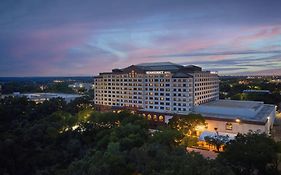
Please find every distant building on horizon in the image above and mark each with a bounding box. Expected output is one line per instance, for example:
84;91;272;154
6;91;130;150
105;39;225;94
2;92;83;103
68;82;94;92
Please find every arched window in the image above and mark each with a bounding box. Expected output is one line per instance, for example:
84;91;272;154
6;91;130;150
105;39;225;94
225;123;233;130
142;113;146;118
159;115;164;122
147;114;152;120
153;115;158;121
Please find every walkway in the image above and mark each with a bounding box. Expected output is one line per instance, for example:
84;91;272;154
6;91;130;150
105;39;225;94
186;147;218;159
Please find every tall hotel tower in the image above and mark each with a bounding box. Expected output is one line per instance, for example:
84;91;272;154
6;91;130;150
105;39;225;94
94;62;219;115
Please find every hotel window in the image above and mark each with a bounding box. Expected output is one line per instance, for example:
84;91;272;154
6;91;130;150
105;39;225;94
225;123;233;130
153;115;158;121
159;115;164;122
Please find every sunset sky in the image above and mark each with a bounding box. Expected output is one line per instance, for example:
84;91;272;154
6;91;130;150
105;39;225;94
1;0;281;76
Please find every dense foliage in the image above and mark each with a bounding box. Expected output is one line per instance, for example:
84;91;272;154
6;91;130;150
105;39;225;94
0;97;233;175
218;132;279;175
0;97;280;175
1;81;78;94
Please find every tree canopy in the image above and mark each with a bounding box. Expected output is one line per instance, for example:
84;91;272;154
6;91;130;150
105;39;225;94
169;113;205;136
217;132;279;175
1;97;280;175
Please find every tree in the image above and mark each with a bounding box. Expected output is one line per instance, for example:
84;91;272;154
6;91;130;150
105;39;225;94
168;114;205;136
45;82;75;93
180;135;198;147
150;128;183;148
48;111;77;132
66;96;93;115
38;98;67;115
204;135;229;151
217;132;279;175
0;97;237;175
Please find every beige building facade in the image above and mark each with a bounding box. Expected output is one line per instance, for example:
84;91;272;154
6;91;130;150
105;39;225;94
94;62;275;136
94;62;219;114
195;100;276;136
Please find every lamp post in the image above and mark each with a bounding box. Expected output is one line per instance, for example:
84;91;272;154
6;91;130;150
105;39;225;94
267;116;270;135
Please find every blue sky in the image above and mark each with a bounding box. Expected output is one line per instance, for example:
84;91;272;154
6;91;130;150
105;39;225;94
0;0;281;76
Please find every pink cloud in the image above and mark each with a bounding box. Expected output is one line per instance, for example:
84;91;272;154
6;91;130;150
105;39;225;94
11;23;92;60
7;23;97;75
232;25;281;47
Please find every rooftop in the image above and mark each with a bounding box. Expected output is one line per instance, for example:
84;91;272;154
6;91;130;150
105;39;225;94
195;100;276;123
202;100;263;110
98;62;204;77
22;93;82;98
135;62;183;71
136;62;181;67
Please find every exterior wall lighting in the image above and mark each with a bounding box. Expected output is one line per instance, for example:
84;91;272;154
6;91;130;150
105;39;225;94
195;125;206;131
235;118;240;123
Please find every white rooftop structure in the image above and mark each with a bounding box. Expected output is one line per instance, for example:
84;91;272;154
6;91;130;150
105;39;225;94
14;93;83;103
195;100;275;124
194;100;276;135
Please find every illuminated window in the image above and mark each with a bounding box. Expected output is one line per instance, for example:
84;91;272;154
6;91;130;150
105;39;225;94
225;123;233;130
147;114;152;120
153;115;158;121
159;115;164;122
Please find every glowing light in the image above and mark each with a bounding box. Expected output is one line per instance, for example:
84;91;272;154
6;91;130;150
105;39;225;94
147;114;152;120
72;125;79;130
195;125;206;131
159;115;164;121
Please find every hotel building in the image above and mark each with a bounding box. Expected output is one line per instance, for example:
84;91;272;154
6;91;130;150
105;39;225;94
94;62;219;114
94;62;276;136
